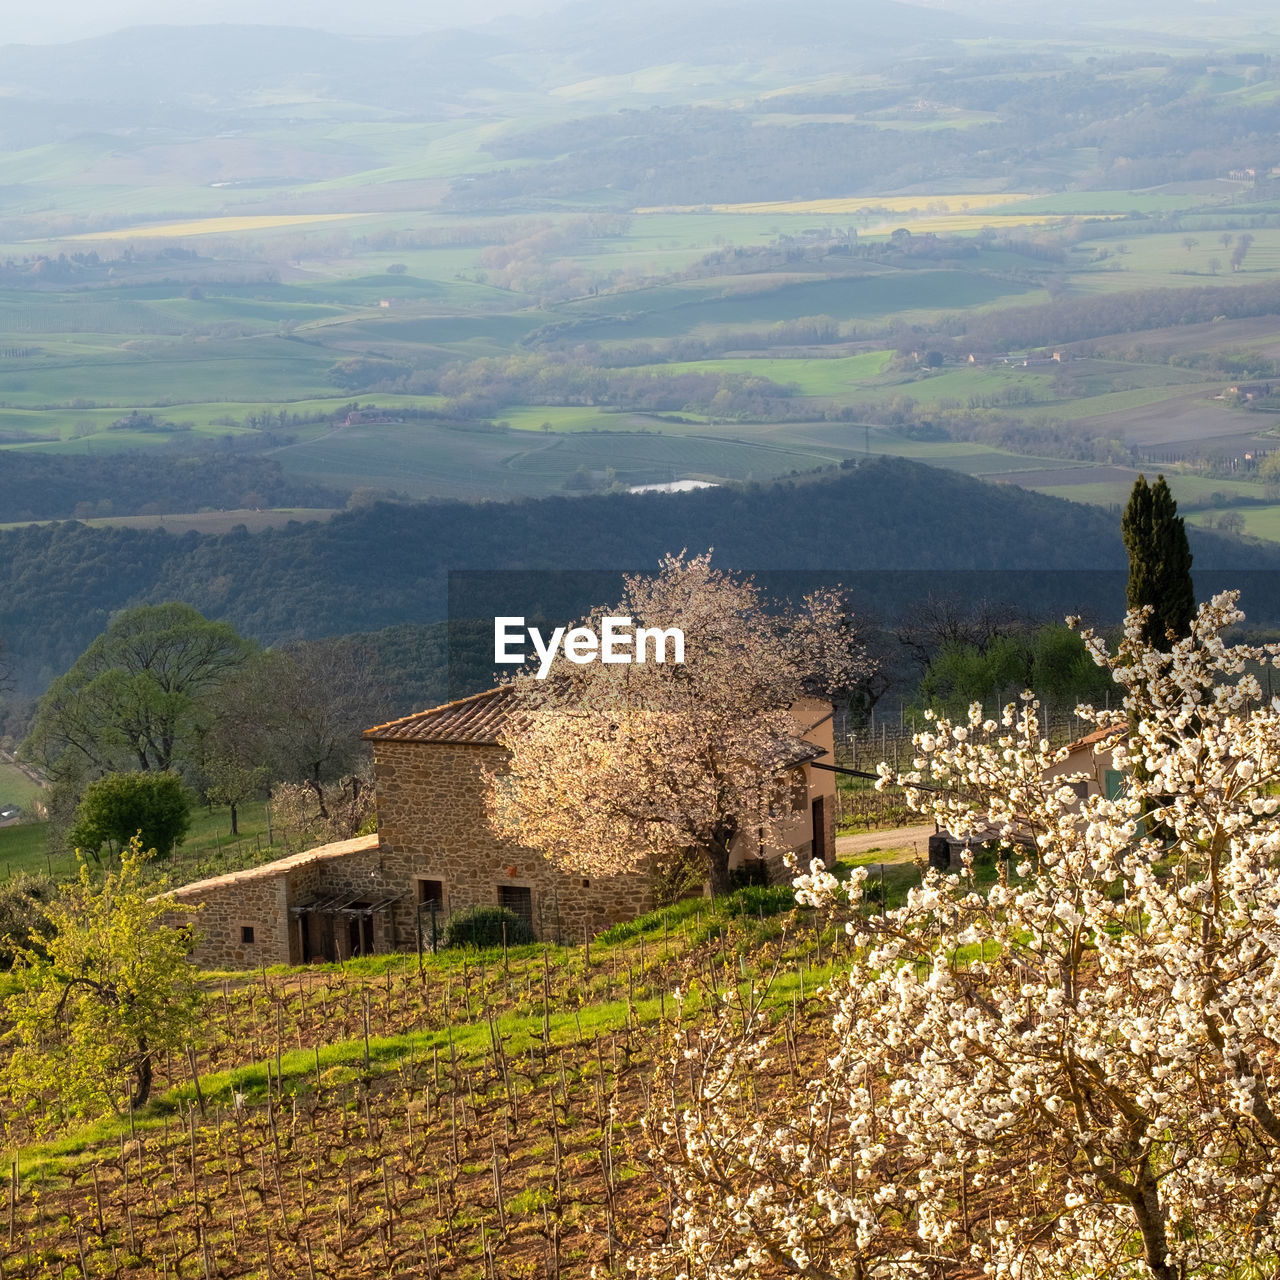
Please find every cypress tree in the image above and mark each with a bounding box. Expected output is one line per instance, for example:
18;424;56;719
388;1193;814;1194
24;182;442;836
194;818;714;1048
1121;473;1194;649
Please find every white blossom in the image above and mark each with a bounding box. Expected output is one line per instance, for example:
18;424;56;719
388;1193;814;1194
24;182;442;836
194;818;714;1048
632;592;1280;1280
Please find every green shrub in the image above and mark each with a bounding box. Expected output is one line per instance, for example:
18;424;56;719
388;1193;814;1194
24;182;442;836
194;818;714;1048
68;771;190;861
728;859;770;891
0;873;56;968
723;884;797;919
443;905;536;950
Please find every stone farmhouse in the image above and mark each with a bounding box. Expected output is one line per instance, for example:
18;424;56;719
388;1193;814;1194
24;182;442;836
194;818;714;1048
1041;724;1126;802
166;688;838;970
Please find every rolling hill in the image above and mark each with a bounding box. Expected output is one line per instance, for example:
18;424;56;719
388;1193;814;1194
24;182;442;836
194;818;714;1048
3;457;1277;694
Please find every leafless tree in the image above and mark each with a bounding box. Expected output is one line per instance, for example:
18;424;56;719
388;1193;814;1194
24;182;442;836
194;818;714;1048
895;592;1026;675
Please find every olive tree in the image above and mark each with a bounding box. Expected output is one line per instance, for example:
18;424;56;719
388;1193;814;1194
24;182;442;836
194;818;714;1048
211;638;387;821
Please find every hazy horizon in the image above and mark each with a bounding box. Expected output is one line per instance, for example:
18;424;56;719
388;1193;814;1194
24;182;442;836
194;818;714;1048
1;0;566;45
8;0;1275;47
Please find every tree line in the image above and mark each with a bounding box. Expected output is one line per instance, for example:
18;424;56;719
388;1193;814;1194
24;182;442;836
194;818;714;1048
21;602;394;857
933;277;1280;354
6;457;1280;701
0;451;345;523
330;348;805;420
0;459;1170;696
447;56;1280;209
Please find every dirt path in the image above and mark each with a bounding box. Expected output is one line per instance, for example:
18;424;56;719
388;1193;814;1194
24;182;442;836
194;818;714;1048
0;747;46;790
835;822;935;864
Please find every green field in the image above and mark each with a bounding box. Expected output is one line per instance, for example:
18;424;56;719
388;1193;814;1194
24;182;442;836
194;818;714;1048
0;394;451;451
1039;382;1220;421
1031;472;1264;509
642;350;894;396
0;799;278;884
992;190;1237;215
0;342;336;408
862;437;1090;476
1067;227;1280;294
0;760;42;815
496;406;665;432
1;47;1279;520
559;271;1047;340
889;365;1057;405
1187;503;1280;541
272;420;864;499
0;821;48;879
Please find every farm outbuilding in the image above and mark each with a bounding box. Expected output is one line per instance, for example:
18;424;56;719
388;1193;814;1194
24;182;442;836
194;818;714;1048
165;688;838;969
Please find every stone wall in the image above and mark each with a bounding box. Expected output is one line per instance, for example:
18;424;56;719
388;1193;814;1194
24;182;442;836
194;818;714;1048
373;740;656;949
162;835;382;969
166;698;837;970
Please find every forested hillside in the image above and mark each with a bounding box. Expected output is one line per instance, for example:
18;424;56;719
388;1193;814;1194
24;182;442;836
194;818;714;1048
4;458;1276;693
0;452;343;522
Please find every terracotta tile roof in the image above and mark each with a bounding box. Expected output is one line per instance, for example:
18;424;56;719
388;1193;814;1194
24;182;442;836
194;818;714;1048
1064;724;1125;753
365;689;830;763
768;737;828;770
364;687;514;745
163;834;380;900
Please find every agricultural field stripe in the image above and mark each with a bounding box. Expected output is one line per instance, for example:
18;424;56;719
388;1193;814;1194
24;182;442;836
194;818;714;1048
634;192;1034;215
54;213;371;242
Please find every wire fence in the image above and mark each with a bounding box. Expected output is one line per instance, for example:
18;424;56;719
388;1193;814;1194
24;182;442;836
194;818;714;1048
146;828;285;885
8;825;289;887
835;704;1107;775
832;705;1106;833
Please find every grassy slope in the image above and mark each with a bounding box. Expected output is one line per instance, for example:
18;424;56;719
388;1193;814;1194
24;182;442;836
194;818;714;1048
0;800;279;883
0;759;41;812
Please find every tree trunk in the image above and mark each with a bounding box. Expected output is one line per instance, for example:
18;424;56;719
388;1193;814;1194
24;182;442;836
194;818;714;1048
1134;1172;1176;1280
229;802;239;836
131;1044;153;1110
309;771;329;819
707;843;732;899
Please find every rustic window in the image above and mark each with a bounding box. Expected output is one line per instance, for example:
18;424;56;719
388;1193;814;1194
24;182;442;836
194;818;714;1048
240;925;255;945
498;884;533;929
417;878;444;907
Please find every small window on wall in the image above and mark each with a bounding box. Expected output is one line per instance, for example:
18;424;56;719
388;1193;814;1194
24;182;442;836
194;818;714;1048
240;925;255;945
418;878;444;907
498;884;533;930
